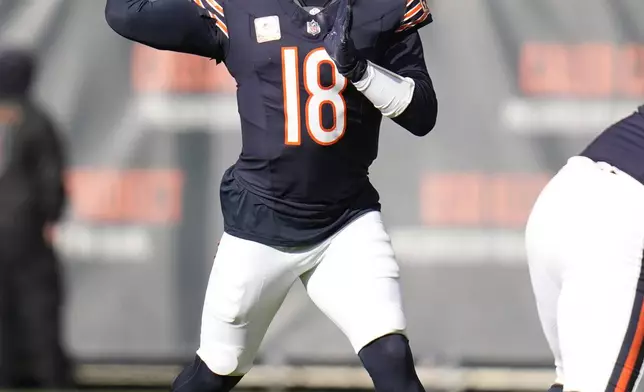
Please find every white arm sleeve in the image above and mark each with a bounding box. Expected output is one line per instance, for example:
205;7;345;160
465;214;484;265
352;60;415;118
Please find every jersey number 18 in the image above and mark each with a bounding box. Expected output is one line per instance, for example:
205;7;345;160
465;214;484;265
281;47;348;146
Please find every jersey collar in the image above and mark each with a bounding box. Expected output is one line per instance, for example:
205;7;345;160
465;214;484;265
277;0;339;32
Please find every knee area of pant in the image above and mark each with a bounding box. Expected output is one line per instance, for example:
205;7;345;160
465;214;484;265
196;345;242;376
171;355;241;392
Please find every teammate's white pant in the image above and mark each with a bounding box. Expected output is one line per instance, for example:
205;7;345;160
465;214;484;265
196;211;406;376
526;156;644;392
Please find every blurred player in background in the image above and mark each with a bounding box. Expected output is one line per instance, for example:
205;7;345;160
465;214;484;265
0;47;72;389
106;0;437;390
526;105;644;392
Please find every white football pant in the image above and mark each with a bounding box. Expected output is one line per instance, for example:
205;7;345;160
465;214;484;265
526;156;644;392
196;211;407;375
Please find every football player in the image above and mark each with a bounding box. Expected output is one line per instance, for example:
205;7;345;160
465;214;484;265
105;0;438;391
526;106;644;392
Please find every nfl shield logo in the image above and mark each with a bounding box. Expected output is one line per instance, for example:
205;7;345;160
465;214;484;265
306;19;321;36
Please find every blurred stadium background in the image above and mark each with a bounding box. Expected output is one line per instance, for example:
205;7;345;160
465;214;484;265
1;0;643;390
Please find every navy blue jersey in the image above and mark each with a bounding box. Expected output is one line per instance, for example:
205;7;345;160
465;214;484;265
106;0;437;246
582;105;644;185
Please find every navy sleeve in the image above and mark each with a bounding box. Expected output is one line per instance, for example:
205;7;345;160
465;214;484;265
381;31;437;136
396;0;433;34
105;0;227;61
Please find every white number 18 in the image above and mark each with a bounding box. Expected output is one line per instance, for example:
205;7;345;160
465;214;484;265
281;47;348;146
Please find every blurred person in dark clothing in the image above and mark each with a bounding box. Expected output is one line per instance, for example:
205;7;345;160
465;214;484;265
0;47;73;389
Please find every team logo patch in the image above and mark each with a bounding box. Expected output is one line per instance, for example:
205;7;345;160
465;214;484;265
254;16;281;43
306;19;321;36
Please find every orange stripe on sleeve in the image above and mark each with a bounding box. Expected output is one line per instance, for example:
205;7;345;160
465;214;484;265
403;3;423;22
396;0;432;33
204;0;224;17
191;0;228;37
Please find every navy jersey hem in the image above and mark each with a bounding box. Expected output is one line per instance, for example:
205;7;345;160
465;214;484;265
223;207;380;248
581;108;644;186
220;165;382;247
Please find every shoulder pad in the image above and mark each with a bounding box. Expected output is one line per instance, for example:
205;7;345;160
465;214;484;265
192;0;229;37
395;0;432;33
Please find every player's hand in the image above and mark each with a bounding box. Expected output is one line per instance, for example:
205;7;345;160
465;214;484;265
323;0;367;83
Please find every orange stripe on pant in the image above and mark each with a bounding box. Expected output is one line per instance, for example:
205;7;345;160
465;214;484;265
614;300;644;391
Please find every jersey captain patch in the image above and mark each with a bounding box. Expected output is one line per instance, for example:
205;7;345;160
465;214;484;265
192;0;228;37
396;0;432;33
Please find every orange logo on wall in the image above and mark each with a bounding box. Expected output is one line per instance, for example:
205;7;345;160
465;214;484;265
66;169;184;224
519;43;644;97
131;44;236;93
0;105;22;124
420;172;549;228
